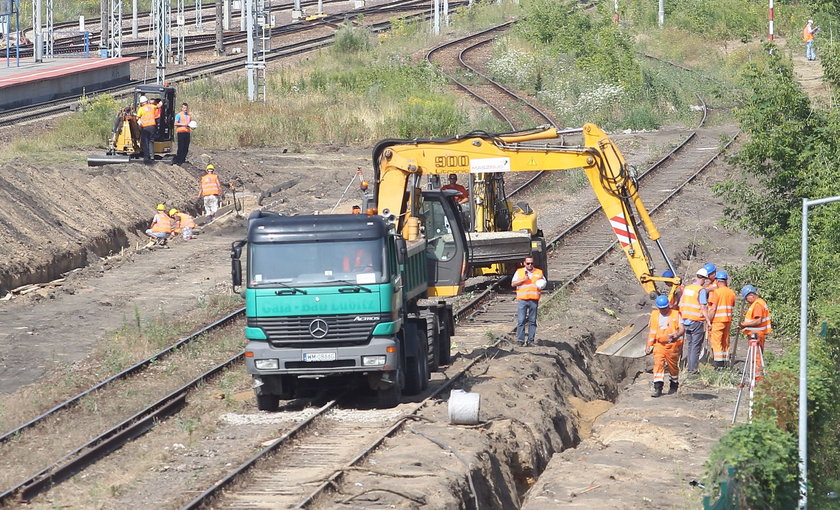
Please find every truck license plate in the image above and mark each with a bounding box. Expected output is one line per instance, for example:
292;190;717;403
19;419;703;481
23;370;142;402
303;352;336;362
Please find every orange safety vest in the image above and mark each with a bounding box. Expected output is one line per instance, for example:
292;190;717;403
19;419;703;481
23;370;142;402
138;104;157;128
647;308;683;345
513;267;544;301
679;283;706;322
200;173;221;196
668;284;684;309
709;286;736;323
744;297;772;336
175;212;196;229
151;213;172;233
175;113;191;133
803;25;814;42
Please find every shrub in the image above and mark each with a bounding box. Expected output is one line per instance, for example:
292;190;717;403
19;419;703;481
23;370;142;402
704;419;799;509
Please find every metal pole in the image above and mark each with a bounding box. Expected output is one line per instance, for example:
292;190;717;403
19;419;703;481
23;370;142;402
657;0;664;27
768;0;774;41
799;198;809;510
132;0;137;37
246;0;255;100
798;195;840;510
33;0;41;61
432;0;439;35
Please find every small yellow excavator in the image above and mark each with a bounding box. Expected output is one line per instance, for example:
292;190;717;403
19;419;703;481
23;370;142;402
87;84;176;166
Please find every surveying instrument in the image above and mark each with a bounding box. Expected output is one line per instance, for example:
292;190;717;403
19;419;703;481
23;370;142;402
731;333;764;424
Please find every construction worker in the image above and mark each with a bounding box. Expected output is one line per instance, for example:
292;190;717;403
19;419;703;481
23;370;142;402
169;208;196;240
172;103;192;165
804;19;820;61
137;96;158;164
706;270;736;369
441;174;469;205
704;262;718;291
646;295;685;397
678;267;709;374
739;285;772;381
351;205;362;214
199;164;223;218
511;255;547;346
145;204;173;246
662;269;683;309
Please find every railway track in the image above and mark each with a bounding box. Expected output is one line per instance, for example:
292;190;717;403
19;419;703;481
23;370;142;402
0;0;446;125
0;25;738;510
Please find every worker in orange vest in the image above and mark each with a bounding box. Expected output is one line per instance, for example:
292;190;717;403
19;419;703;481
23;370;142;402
172;103;193;165
706;270;736;370
738;285;772;381
512;256;547;347
662;269;683;309
678;267;710;374
803;19;819;61
169;208;196;240
137;96;159;164
198;164;223;218
646;295;685;397
145;204;173;246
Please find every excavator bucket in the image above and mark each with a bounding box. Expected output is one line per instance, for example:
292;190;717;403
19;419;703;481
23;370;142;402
596;315;650;358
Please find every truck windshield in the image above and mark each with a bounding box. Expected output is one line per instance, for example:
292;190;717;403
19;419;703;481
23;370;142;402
249;239;385;287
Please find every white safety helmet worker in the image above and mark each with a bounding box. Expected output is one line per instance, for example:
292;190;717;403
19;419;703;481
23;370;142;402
696;267;709;278
139;95;149;104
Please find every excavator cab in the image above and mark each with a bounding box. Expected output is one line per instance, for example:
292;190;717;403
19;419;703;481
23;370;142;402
419;190;468;296
87;84;176;166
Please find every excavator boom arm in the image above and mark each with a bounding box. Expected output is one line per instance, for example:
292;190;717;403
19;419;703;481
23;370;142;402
372;123;679;296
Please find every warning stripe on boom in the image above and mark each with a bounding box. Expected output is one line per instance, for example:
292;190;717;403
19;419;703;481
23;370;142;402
610;214;637;247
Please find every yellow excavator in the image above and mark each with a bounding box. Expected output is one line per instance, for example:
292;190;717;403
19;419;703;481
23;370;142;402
368;123;681;299
87;84;176;166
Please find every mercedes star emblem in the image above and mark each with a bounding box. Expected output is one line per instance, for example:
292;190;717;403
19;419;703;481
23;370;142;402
308;319;329;339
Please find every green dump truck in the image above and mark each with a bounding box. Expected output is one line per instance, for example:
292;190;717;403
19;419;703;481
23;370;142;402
231;191;467;409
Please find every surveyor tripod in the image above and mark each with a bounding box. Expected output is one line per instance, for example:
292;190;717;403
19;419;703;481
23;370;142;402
731;334;764;424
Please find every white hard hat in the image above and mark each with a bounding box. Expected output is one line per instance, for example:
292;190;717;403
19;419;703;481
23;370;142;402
188;120;198;129
696;267;709;278
535;278;547;290
139;95;148;103
808;19;813;24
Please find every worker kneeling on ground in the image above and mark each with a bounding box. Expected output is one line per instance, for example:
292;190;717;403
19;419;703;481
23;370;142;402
646;295;685;398
169;208;196;240
146;204;173;246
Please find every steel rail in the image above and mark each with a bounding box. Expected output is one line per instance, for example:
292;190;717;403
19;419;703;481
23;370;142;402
0;306;244;446
1;4;454;127
0;352;243;505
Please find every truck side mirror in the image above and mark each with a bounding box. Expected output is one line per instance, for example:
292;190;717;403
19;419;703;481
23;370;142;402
231;240;246;288
395;237;407;265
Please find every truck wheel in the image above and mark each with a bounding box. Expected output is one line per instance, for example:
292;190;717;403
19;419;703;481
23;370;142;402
438;313;452;366
404;330;429;395
256;393;279;412
377;378;402;408
428;316;440;372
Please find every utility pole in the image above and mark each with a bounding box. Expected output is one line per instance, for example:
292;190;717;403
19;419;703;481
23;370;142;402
432;0;439;35
176;0;184;64
195;0;202;29
153;0;168;83
215;0;225;54
132;0;137;37
99;0;109;56
33;0;41;61
658;0;664;27
245;0;256;100
44;0;53;58
109;0;122;57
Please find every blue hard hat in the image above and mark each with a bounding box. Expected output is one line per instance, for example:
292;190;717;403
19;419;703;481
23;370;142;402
655;295;670;309
740;284;757;299
704;263;717;276
716;270;729;280
662;269;675;278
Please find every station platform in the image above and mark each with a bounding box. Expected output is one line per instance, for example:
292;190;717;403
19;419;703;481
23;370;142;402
0;57;137;111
